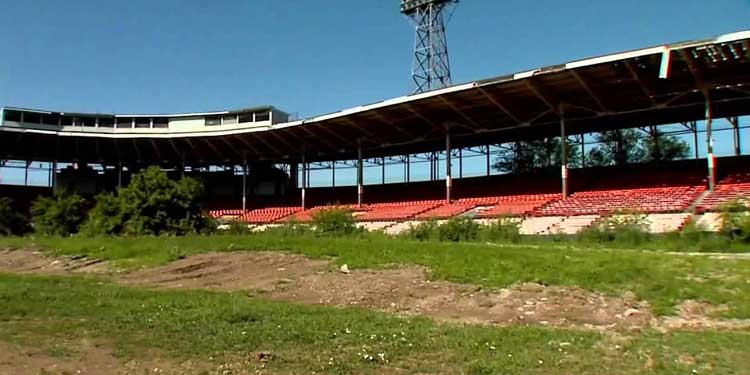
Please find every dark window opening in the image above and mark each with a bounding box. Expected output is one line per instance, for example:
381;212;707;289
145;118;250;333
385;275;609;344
254;111;269;122
98;117;115;128
205;116;221;126
238;112;253;123
24;112;42;124
60;116;74;126
153;117;169;128
3;110;22;122
115;118;132;128
222;115;238;125
42;113;61;126
81;117;96;127
134;118;150;128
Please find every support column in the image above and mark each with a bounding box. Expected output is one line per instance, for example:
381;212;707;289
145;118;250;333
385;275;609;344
117;162;123;188
331;161;336;188
706;99;716;191
242;163;248;213
357;142;363;207
580;135;586;168
406;154;411;184
445;131;452;203
301;155;307;210
731;117;740;156
485;145;490;176
381;157;385;185
560;105;569;198
52;160;58;191
458;148;463;179
24;161;29;186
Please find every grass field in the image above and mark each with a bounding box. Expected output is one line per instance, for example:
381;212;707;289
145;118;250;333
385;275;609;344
1;273;749;374
1;232;750;318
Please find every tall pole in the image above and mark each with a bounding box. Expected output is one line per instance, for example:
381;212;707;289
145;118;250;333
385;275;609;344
445;130;452;203
458;148;463;179
357;142;363;207
731;117;741;156
560;104;569;198
242;163;247;213
301;155;307;210
486;145;490;176
331;160;336;187
406;154;411;184
117;162;123;188
706;98;715;191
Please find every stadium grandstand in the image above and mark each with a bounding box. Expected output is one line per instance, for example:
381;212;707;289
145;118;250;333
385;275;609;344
2;30;750;235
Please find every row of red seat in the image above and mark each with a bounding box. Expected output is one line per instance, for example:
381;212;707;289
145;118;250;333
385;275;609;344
698;169;750;212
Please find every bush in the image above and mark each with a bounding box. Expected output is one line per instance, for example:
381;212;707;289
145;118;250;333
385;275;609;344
83;167;210;236
578;211;650;245
80;193;123;236
437;217;480;242
267;219;311;237
312;207;359;236
31;193;88;236
480;217;521;243
719;200;750;243
403;219;439;241
0;197;29;236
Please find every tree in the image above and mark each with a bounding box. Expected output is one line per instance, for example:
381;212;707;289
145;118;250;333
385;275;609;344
82;166;212;236
0;197;29;236
494;137;580;173
31;193;88;236
643;129;690;162
586;128;689;166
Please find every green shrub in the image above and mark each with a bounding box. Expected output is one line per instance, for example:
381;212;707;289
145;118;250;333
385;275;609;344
480;217;521;243
267;219;311;237
82;167;209;236
31;193;88;236
437;217;480;242
312;207;359;236
403;219;439;241
224;220;252;235
719;200;750;243
80;192;123;236
0;197;29;236
578;211;650;245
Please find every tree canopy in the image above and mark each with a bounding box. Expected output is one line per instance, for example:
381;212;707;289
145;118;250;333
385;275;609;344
494;128;690;172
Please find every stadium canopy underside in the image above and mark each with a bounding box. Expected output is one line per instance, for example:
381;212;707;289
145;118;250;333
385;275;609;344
2;31;750;165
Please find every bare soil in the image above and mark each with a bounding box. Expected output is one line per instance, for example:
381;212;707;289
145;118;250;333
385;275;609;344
0;339;210;375
5;249;749;331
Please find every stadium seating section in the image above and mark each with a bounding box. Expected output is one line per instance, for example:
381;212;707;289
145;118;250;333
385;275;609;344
203;162;750;234
697;168;750;212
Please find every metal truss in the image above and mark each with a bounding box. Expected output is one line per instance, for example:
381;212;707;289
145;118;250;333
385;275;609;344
403;1;457;93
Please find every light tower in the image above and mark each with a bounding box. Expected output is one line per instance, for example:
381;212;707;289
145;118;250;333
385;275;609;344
401;0;459;93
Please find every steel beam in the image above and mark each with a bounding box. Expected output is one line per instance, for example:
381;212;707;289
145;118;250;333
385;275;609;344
445;130;452;203
560;105;569;198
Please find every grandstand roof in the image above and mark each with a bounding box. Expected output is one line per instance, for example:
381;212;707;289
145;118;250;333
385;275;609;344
2;30;750;165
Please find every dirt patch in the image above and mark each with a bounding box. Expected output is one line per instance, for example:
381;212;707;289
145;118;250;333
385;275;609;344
0;339;209;375
657;300;750;330
122;251;330;292
121;251;652;330
0;249;109;275
3;249;750;331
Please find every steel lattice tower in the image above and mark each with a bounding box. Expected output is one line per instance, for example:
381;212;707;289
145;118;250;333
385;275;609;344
401;0;458;93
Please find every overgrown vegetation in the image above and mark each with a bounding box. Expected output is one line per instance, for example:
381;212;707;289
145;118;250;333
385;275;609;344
30;167;212;237
311;207;360;236
3;274;748;374
0;196;28;236
30;192;88;236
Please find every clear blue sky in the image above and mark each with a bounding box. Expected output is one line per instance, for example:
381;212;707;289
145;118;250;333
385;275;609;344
1;0;749;186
